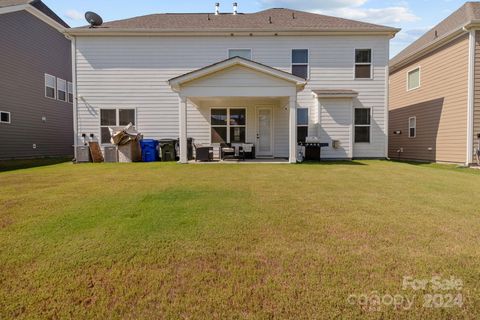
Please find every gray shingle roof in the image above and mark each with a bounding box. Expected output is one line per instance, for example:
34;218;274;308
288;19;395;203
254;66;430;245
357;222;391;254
391;2;480;68
73;8;399;33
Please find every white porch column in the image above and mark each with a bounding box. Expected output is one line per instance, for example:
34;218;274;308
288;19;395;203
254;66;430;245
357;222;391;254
179;96;188;164
289;95;297;163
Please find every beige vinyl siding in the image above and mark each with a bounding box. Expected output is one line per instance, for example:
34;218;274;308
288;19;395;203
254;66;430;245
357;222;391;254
75;35;389;158
473;31;480;156
389;34;469;163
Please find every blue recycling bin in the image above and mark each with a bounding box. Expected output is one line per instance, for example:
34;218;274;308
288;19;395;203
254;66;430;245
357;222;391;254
140;139;159;162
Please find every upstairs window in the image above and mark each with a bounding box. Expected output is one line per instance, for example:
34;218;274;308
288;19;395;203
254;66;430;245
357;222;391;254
355;108;371;143
407;68;420;91
355;49;372;79
57;78;67;102
297;108;308;143
292;49;309;79
409;116;416;138
228;49;252;60
0;111;11;124
45;74;56;99
68;82;73;103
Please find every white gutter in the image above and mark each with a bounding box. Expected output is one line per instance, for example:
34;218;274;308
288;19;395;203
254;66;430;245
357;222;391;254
65;29;400;37
466;28;476;166
385;39;390;160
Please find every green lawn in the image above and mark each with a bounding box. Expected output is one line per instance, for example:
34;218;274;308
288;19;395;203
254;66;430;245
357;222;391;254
1;160;479;319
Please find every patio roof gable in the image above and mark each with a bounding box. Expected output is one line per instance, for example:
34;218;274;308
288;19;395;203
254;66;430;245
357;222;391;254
168;57;307;92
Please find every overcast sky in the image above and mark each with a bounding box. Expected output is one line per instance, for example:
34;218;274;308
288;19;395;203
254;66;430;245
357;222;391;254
45;0;468;58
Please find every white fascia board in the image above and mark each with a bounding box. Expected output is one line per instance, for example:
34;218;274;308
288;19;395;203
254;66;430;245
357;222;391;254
0;4;67;32
169;58;306;92
0;4;28;14
24;6;67;32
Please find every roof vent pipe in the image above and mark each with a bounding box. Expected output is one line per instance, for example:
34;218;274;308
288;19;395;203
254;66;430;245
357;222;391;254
215;3;220;15
233;2;238;15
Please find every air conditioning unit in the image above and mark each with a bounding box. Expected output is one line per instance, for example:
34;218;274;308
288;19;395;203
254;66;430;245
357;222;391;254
76;146;91;163
104;146;118;163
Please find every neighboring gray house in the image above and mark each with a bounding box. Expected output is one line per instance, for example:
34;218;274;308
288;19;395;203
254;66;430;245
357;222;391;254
0;0;72;160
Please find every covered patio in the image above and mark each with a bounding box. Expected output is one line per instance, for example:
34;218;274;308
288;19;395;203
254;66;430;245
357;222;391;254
168;57;307;164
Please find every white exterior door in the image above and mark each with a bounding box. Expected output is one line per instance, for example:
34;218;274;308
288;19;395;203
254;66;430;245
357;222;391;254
256;107;273;157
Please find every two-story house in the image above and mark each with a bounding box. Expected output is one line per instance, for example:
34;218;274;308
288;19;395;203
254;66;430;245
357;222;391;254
389;2;480;165
66;6;399;163
0;0;73;160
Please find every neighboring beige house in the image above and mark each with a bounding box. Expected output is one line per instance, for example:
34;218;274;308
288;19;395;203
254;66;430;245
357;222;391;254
66;6;399;163
389;2;480;165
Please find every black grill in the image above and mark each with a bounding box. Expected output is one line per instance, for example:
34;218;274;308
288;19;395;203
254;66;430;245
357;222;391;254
300;142;328;161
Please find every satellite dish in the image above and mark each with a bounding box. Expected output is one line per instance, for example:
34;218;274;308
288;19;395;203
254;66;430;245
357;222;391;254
85;11;103;28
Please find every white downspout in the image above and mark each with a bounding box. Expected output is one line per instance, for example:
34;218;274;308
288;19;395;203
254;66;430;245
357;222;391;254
70;35;79;161
466;28;475;166
385;38;390;160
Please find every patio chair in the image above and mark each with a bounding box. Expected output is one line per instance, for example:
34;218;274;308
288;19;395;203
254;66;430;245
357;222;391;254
231;143;246;161
220;143;236;160
242;143;255;159
194;144;213;162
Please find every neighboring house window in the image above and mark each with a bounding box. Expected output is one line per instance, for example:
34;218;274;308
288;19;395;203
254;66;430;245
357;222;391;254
355;49;372;79
211;108;246;143
409;116;416;138
297;108;308;143
407;67;420;91
354;108;371;143
45;74;56;99
0;111;11;124
68;82;73;103
100;109;136;144
228;49;252;60
57;78;67;102
292;49;309;79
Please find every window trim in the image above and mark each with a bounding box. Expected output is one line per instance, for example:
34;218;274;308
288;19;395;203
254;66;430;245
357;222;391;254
297;108;309;143
354;48;373;80
210;107;247;144
0;111;11;124
354;107;372;144
408;116;416;138
227;48;253;60
57;78;67;102
45;74;56;100
291;49;310;79
67;81;73;103
99;108;137;145
406;67;421;91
